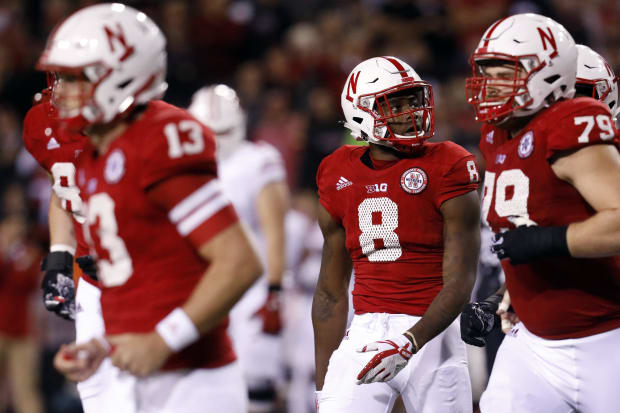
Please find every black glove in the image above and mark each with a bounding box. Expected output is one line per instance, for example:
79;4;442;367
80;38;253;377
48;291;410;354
460;294;502;347
41;251;76;321
76;255;98;281
491;226;569;265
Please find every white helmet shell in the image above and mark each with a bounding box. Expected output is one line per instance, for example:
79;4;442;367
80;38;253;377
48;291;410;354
188;85;246;159
38;3;167;124
341;56;434;150
466;13;577;122
576;44;619;120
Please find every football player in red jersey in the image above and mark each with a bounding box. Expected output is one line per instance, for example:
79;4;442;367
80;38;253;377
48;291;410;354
313;56;481;412
462;13;620;413
37;4;261;412
23;89;110;413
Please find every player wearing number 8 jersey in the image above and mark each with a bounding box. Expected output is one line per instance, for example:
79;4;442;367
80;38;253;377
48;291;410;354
36;3;261;412
464;13;620;413
313;56;481;413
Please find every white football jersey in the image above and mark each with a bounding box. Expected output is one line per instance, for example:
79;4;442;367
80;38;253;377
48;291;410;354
218;141;287;264
220;140;286;330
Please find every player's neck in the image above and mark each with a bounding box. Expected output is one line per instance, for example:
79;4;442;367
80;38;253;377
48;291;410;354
86;121;129;154
368;143;404;161
494;115;535;138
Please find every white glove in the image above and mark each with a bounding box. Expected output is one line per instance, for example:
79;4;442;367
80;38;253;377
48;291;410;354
356;335;414;384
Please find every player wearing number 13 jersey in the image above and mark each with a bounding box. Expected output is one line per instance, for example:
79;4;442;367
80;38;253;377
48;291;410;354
313;56;480;413
37;4;261;412
465;13;620;413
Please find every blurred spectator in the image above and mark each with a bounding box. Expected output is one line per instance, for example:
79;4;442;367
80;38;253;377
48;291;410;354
253;89;307;190
0;213;44;413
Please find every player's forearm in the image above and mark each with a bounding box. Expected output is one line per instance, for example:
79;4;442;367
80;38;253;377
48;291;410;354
312;286;349;390
408;280;472;349
265;234;286;286
257;182;289;286
567;208;620;257
183;238;262;334
49;192;76;251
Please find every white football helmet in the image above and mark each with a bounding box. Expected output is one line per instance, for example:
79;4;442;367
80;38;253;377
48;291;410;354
575;44;619;119
37;3;167;126
341;56;434;151
188;84;246;159
466;13;577;122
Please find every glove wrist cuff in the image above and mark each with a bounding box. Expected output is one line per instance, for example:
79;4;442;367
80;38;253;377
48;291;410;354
484;293;503;306
43;251;74;272
402;331;419;353
156;308;200;352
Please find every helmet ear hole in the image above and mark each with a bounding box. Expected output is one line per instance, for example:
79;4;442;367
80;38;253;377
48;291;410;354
352;117;363;124
544;75;560;84
117;79;132;89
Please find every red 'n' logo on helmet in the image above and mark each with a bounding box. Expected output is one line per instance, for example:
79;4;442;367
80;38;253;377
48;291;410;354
537;27;558;59
104;23;135;62
345;71;361;102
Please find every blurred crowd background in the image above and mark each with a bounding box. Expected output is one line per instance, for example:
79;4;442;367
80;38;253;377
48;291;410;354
0;0;618;412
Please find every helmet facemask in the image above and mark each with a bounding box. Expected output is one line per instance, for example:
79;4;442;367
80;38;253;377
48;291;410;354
358;82;434;149
575;77;617;104
466;55;542;123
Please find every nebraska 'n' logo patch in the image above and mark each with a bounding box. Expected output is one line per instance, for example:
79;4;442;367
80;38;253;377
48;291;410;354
400;167;427;194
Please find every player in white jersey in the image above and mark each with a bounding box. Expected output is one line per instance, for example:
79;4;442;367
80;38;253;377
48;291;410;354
189;84;289;412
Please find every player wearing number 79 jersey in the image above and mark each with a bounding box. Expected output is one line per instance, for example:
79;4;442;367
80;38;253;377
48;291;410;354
313;56;480;413
465;13;620;413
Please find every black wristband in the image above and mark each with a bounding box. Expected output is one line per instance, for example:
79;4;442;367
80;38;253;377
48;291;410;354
483;293;503;306
544;226;570;257
268;284;282;293
42;251;74;272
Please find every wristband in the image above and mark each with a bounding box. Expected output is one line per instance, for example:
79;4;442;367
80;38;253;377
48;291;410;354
484;293;503;306
268;284;282;293
403;331;419;353
50;244;77;256
155;308;200;352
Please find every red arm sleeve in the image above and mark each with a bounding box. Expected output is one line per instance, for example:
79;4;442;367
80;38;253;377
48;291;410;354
546;99;619;160
147;174;238;248
316;153;343;223
436;155;479;208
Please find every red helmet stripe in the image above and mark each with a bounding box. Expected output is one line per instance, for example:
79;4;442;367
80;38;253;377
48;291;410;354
382;57;408;78
482;17;508;48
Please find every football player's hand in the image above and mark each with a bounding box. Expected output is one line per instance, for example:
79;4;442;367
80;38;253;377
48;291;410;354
53;338;109;382
497;290;520;334
76;255;98;281
460;293;502;347
107;332;172;377
356;335;414;384
254;288;283;335
491;226;569;265
41;251;76;320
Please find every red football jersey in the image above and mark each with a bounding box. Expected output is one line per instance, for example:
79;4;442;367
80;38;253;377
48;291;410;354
75;101;237;370
317;143;479;315
479;97;620;339
22;101;92;284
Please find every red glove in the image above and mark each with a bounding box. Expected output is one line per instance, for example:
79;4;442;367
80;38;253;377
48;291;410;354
254;286;283;335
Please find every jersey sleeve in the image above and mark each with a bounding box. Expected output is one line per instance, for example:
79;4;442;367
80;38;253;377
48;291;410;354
147;174;238;248
546;99;619;159
138;115;218;190
436;154;480;208
23;104;54;172
252;142;287;192
316;152;343;223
